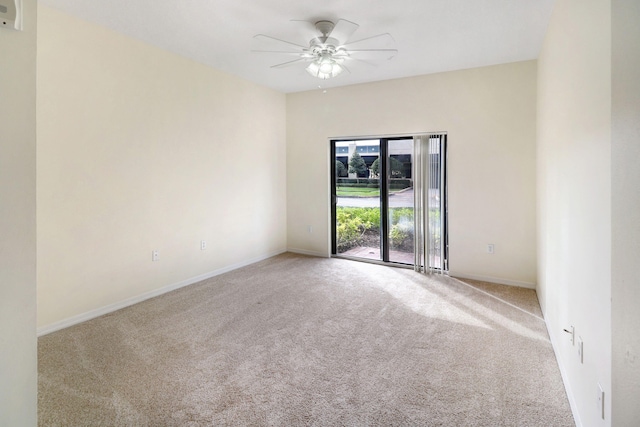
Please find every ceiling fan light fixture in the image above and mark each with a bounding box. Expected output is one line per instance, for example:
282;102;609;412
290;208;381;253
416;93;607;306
254;18;397;81
306;54;344;79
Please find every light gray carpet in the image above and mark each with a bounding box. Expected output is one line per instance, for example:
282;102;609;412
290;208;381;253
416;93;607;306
38;253;574;426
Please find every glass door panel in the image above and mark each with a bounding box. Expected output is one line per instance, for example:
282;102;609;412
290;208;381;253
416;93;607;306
428;136;444;270
334;140;381;260
332;135;447;271
411;134;447;272
387;139;414;264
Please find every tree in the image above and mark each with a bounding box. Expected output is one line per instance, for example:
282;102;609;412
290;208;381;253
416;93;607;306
335;160;347;177
370;156;404;177
348;152;368;177
370;158;380;176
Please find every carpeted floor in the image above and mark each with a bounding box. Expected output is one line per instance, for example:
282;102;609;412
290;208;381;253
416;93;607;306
38;253;574;426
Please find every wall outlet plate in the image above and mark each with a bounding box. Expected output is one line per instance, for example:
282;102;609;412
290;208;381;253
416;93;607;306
597;383;604;419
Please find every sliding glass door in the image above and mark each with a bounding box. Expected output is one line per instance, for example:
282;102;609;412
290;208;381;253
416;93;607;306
331;135;447;271
413;134;448;272
386;138;415;264
333;140;382;260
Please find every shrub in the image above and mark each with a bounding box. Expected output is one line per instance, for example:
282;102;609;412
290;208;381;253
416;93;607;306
389;223;411;248
336;178;379;186
389;179;412;190
389;208;414;249
336;207;381;251
348;152;368;177
370;157;405;178
337;178;358;185
336;214;364;251
336;207;422;252
389;208;414;227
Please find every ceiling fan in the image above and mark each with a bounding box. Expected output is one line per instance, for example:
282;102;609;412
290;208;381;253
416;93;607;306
252;19;398;80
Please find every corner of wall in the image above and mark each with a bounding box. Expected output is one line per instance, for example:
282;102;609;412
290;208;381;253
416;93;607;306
0;0;37;425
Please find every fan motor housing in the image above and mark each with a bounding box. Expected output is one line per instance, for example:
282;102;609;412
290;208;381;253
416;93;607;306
315;20;335;35
310;36;340;50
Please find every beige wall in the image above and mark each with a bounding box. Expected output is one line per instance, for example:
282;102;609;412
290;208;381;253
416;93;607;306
28;3;640;424
0;0;37;425
537;0;612;425
37;6;287;330
612;0;640;424
287;61;537;287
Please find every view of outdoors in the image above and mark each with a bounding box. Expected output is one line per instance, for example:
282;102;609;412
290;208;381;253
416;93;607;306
335;139;415;264
334;136;446;269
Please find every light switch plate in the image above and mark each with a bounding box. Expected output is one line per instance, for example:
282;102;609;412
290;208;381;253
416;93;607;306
0;0;22;31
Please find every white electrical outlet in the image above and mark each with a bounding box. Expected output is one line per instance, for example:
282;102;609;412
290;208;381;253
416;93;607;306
307;225;313;233
597;383;605;419
152;250;159;262
200;240;207;250
577;336;584;363
487;244;495;254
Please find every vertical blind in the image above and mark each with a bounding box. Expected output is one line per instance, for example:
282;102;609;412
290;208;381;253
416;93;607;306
413;133;447;273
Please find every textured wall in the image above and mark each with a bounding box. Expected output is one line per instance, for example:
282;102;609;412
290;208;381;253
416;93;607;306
612;0;640;424
287;61;538;287
37;6;287;329
537;0;612;425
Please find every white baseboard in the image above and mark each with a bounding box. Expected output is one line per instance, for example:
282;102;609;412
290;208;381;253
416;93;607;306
286;247;329;258
450;272;536;289
545;318;582;427
37;249;287;337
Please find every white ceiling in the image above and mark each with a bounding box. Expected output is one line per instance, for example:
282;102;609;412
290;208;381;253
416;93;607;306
39;0;556;93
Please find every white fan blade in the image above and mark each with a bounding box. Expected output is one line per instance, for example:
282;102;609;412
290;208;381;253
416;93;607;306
271;58;310;69
328;19;359;44
253;34;307;52
347;49;398;60
252;50;309;56
342;56;379;67
342;33;396;50
290;19;319;43
340;63;352;75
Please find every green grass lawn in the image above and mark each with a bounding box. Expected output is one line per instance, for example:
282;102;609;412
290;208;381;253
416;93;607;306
337;186;404;197
337;186;380;197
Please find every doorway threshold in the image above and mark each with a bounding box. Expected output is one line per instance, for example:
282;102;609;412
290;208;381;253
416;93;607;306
331;253;414;270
